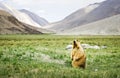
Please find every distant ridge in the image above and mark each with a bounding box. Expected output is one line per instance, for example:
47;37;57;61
20;9;49;26
0;2;53;34
0;10;42;34
0;2;48;27
46;0;120;35
59;14;120;35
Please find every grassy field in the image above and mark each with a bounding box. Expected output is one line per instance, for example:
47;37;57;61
0;35;120;78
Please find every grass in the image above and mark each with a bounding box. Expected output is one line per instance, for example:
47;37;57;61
0;34;120;78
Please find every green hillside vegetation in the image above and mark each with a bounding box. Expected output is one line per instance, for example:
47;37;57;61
0;35;120;78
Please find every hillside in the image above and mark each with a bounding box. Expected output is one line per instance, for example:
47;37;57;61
46;0;120;32
0;10;43;34
20;9;49;26
0;2;41;27
59;14;120;35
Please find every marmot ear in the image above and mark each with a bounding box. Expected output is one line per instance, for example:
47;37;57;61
73;40;76;44
73;40;77;48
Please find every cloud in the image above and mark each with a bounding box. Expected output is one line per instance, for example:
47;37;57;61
38;10;46;13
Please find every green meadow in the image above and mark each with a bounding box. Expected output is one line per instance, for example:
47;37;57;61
0;35;120;78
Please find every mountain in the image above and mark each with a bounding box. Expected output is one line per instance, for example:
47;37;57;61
46;0;120;32
20;9;49;26
0;10;43;34
0;2;41;27
59;14;120;35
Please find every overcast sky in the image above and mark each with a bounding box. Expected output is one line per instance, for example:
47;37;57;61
1;0;106;22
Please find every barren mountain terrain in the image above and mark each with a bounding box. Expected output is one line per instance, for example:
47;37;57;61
46;0;120;35
0;10;52;34
20;9;49;26
59;14;120;35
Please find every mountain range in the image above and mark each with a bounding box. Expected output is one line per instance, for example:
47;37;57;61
0;2;53;34
45;0;120;35
20;9;49;26
0;2;49;28
0;10;42;34
59;14;120;35
0;0;120;35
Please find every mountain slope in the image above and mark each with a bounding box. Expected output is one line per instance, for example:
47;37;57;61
20;9;49;26
0;2;41;27
60;14;120;35
47;0;120;32
0;10;43;34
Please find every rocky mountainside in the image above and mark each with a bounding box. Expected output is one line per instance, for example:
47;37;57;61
0;10;49;34
0;2;42;27
59;14;120;35
20;9;49;26
46;0;120;33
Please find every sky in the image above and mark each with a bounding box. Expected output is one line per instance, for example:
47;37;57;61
0;0;106;22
